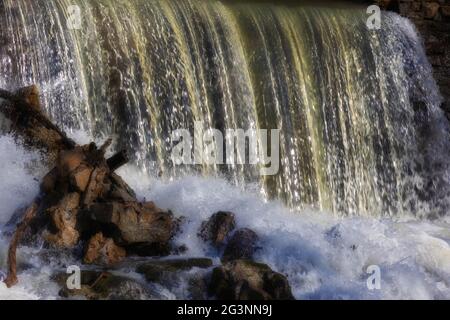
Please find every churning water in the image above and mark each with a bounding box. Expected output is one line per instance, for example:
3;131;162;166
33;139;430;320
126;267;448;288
0;0;449;299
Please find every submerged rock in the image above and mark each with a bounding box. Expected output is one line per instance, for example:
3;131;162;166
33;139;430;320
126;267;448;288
199;211;236;248
208;260;294;300
222;228;259;262
54;270;154;300
136;258;213;299
136;258;213;284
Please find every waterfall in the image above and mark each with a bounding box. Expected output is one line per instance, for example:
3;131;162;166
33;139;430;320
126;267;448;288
0;0;448;217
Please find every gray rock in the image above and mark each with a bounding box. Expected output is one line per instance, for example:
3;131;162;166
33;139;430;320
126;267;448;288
199;212;236;248
222;228;259;262
208;259;294;300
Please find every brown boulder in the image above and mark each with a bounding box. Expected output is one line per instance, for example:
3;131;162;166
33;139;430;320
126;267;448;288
222;228;259;262
89;201;173;245
209;260;294;300
199;212;236;248
84;232;126;265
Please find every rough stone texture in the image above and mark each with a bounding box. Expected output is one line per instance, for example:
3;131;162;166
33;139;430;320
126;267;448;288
84;232;126;265
199;212;236;248
222;228;259;262
208;260;295;300
376;0;450;118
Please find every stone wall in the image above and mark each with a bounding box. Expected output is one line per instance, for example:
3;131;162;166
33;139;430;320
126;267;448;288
377;0;450;114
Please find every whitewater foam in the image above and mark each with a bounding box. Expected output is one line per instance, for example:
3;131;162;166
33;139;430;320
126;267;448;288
0;136;449;300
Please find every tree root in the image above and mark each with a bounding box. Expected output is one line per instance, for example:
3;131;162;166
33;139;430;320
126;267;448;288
3;203;38;288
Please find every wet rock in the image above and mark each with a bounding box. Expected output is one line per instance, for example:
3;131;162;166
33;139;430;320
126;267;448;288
84;232;126;266
199;211;236;248
222;228;259;262
172;244;188;256
125;242;172;257
188;274;209;300
54;270;155;300
209;260;294;300
89;201;174;246
136;258;213;284
44;192;80;248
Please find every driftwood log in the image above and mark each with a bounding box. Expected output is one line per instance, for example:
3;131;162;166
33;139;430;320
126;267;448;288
3;203;38;288
0;85;129;169
0;86;175;287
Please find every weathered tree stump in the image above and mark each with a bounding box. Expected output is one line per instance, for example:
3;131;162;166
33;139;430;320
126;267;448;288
0;86;176;287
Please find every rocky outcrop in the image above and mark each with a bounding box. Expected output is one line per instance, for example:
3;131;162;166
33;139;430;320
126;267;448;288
198;211;236;248
222;228;259;262
209;260;294;300
197;213;294;300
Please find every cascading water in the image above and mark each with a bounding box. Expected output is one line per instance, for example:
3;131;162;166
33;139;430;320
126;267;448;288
0;0;448;217
1;0;450;300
